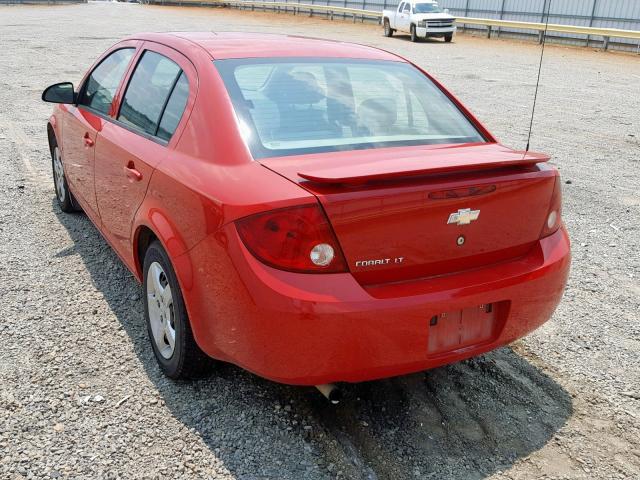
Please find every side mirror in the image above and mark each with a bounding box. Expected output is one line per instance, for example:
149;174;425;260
42;82;76;104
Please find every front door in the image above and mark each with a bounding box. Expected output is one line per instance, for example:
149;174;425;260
94;43;194;263
398;2;412;32
65;47;137;221
62;107;101;219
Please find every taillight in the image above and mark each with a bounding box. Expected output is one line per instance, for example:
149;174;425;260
235;204;348;273
541;174;562;238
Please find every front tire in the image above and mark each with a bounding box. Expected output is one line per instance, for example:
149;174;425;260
410;24;419;42
444;33;453;43
143;240;213;379
384;19;393;37
51;143;77;213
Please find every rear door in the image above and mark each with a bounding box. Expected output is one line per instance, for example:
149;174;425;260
63;45;137;221
94;42;195;262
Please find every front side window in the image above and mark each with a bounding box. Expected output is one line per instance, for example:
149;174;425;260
118;51;182;136
80;48;134;115
403;3;411;12
414;3;444;13
215;58;485;159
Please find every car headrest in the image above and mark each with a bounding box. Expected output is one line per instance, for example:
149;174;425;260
358;98;398;126
265;70;325;106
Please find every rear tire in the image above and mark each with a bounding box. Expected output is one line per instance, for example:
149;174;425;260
444;33;453;43
50;140;79;213
143;240;213;379
410;24;419;42
384;19;393;37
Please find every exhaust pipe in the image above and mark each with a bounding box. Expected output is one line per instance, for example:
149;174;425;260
315;384;342;404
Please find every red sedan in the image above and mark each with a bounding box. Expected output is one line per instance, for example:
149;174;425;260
43;32;570;391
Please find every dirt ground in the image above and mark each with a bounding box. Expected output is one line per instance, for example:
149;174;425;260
0;2;639;479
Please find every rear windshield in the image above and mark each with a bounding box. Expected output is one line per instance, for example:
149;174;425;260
215;58;484;159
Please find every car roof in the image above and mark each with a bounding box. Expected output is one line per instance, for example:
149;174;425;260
127;32;403;61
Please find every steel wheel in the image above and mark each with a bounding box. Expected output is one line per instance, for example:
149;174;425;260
142;240;213;378
146;261;176;359
52;146;66;204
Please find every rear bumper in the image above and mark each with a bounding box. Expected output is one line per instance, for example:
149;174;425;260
183;225;570;385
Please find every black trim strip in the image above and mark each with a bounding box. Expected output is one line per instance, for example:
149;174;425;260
154;70;183;137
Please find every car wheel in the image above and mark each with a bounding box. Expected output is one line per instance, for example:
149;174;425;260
410;25;419;42
444;33;453;43
51;142;78;213
384;19;393;37
143;240;213;379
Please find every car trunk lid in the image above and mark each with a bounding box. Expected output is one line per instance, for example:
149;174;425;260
260;143;556;285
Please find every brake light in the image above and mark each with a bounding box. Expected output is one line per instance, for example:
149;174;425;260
235;204;348;273
541;174;562;238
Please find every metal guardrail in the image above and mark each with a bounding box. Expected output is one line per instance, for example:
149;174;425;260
459;16;640;49
1;0;86;3
169;0;382;21
152;0;640;50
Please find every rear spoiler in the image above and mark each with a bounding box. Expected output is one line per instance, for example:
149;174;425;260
297;152;550;185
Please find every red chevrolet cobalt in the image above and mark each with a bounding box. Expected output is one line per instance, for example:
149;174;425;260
43;33;570;390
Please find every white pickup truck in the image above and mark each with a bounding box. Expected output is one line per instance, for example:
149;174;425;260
383;0;456;42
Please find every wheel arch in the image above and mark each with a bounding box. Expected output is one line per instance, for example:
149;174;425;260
47;120;57;153
135;225;158;280
132;212;194;291
133;217;200;349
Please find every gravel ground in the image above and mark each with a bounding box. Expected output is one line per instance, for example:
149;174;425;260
0;3;639;479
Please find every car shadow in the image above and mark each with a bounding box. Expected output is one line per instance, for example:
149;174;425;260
53;200;573;480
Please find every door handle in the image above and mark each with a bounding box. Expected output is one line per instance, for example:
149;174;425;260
83;132;94;147
124;161;143;182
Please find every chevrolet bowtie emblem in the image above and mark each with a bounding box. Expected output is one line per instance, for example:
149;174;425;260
447;208;480;226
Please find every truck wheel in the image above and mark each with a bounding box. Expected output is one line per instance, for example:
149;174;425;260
410;24;419;42
444;33;453;43
384;19;393;37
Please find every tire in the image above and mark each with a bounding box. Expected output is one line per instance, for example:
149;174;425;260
410;24;419;42
50;140;79;213
143;240;213;379
444;33;453;43
383;19;393;37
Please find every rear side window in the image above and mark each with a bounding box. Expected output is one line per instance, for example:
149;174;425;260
80;48;134;115
157;72;189;141
118;51;182;137
398;2;404;11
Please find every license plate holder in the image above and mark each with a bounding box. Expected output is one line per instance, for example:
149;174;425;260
427;302;504;355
